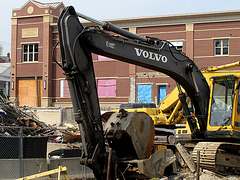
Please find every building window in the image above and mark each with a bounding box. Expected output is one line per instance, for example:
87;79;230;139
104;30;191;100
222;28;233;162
158;85;166;104
214;39;229;56
23;44;38;62
60;80;70;98
97;79;116;97
137;84;152;103
97;55;112;61
170;41;183;52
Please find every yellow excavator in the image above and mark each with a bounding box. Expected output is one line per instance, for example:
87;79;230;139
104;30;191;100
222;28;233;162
176;61;240;140
57;6;240;179
177;62;240;174
117;62;240;127
117;62;240;174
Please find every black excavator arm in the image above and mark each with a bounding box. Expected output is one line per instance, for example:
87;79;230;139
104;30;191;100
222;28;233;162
57;6;210;178
57;7;106;178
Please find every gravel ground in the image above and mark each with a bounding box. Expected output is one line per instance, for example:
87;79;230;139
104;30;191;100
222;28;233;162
166;168;240;180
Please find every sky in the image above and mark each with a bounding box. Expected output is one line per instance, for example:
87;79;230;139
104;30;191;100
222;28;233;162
1;0;240;56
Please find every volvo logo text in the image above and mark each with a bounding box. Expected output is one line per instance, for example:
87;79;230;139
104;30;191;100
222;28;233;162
134;48;167;63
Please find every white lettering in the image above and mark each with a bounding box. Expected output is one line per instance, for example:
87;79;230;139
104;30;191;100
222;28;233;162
161;56;168;63
142;51;149;58
134;48;143;56
134;48;168;63
155;54;162;61
149;52;155;60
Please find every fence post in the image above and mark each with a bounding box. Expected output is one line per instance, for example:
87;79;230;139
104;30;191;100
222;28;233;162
19;127;24;178
81;145;86;180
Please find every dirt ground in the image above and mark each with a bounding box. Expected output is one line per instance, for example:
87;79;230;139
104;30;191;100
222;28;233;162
167;168;240;180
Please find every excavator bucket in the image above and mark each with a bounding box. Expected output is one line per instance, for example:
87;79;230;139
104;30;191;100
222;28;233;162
104;111;155;159
103;110;176;178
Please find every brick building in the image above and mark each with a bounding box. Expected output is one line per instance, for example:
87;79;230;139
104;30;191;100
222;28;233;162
11;0;240;109
11;0;65;107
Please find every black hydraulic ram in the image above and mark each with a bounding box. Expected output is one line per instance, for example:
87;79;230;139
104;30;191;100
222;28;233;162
76;11;149;43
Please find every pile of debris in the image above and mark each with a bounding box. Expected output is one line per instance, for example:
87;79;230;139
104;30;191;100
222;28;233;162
0;96;80;143
49;123;81;145
0;96;53;136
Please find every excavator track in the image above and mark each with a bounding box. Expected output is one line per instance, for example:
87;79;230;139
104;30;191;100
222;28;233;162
192;142;240;175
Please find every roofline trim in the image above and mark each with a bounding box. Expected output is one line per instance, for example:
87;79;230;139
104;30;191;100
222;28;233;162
13;0;64;11
80;10;240;28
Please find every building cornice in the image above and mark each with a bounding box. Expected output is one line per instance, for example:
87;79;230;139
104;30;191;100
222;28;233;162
13;0;64;11
48;9;240;29
81;9;240;28
12;14;59;20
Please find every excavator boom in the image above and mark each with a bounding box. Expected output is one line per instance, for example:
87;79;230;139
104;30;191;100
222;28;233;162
57;6;210;178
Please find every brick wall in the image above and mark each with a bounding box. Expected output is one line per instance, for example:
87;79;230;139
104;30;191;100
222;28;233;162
11;1;240;107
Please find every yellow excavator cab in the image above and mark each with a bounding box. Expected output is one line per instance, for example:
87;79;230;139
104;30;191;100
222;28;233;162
177;73;240;142
205;74;240;139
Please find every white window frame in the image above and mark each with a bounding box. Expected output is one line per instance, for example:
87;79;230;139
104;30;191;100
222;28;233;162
170;41;183;52
214;39;229;56
22;44;38;62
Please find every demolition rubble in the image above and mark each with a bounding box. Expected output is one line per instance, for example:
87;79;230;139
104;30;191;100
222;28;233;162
0;97;239;179
0;96;80;143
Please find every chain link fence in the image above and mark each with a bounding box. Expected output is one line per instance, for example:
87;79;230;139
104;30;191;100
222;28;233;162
0;126;94;179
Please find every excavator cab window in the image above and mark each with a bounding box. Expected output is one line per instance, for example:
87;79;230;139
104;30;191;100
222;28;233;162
237;81;240;114
210;79;234;126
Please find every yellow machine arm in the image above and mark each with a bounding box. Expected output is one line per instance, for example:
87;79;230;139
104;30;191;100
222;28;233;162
202;61;240;72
